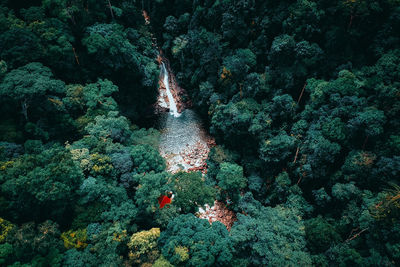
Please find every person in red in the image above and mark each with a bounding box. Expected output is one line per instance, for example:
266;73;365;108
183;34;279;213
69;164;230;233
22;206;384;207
158;191;174;209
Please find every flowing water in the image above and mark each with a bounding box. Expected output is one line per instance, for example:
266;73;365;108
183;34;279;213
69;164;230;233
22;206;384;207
159;110;206;154
158;64;210;173
161;63;180;117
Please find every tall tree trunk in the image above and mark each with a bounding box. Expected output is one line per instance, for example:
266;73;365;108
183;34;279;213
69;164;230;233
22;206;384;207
72;46;80;65
348;14;354;30
293;146;300;164
107;0;114;19
297;82;307;104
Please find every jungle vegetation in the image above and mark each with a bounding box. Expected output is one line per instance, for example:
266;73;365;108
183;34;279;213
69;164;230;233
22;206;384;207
0;0;399;266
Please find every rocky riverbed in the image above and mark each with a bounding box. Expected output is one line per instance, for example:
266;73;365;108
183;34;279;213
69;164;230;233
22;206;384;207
198;201;237;231
156;60;236;230
158;109;215;174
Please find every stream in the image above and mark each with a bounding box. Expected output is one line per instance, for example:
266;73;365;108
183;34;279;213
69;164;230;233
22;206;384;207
156;60;236;230
157;63;210;173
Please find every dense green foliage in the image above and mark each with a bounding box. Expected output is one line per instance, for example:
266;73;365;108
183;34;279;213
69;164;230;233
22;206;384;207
0;0;399;266
154;0;400;265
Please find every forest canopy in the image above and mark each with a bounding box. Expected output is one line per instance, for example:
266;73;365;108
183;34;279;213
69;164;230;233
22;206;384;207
0;0;399;266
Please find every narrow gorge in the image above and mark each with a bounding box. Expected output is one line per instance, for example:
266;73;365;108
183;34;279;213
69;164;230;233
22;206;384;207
156;58;236;229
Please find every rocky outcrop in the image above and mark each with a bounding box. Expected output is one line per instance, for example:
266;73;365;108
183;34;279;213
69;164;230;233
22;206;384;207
198;201;237;231
154;77;170;114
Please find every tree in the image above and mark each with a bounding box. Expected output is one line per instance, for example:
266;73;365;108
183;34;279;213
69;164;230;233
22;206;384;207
0;60;7;79
348;107;386;138
266;171;292;204
341;150;377;186
128;228;160;265
301;134;342;181
183;29;222;87
206;145;240;182
259;132;296;166
0;217;14;243
134;172;171;214
0;28;43;68
63;222;127;267
221;48;256;84
231;193;312;266
0;145;83;222
153;255;174;267
172;171;215;213
305;70;365;110
211;99;261;150
312;187;332;207
0;243;13;266
83;23;132;70
305;216;341;253
331;182;361;202
83;23;158;86
164;16;178;35
85;111;131;144
130;144;166;173
77;176;137;226
110;150;132;177
373;156;400;185
268;94;296;121
158;214;233;266
80;79;118;114
100;200;137;225
322;117;347;142
242;72;270;99
326;243;363;267
216;162;246;202
25;16;76;78
269;34;296;66
61;229;88;250
42;0;85;24
63;248;98;267
283;0;325;39
6;220;63;265
0;62;65;120
371;183;400;223
21;6;45;22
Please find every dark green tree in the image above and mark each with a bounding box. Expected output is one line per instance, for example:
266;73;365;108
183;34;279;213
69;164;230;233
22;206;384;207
231;193;312;266
158;214;233;267
130;144;166;173
0;145;83;222
0;62;65;120
172;171;215;213
305;216;341;254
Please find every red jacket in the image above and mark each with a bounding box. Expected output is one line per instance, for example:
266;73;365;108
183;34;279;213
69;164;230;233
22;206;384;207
158;195;172;208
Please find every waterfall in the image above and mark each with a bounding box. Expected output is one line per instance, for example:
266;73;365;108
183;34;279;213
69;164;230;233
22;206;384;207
162;63;180;117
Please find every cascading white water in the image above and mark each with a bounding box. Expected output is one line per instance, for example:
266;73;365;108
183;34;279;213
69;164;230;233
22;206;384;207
162;63;180;117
